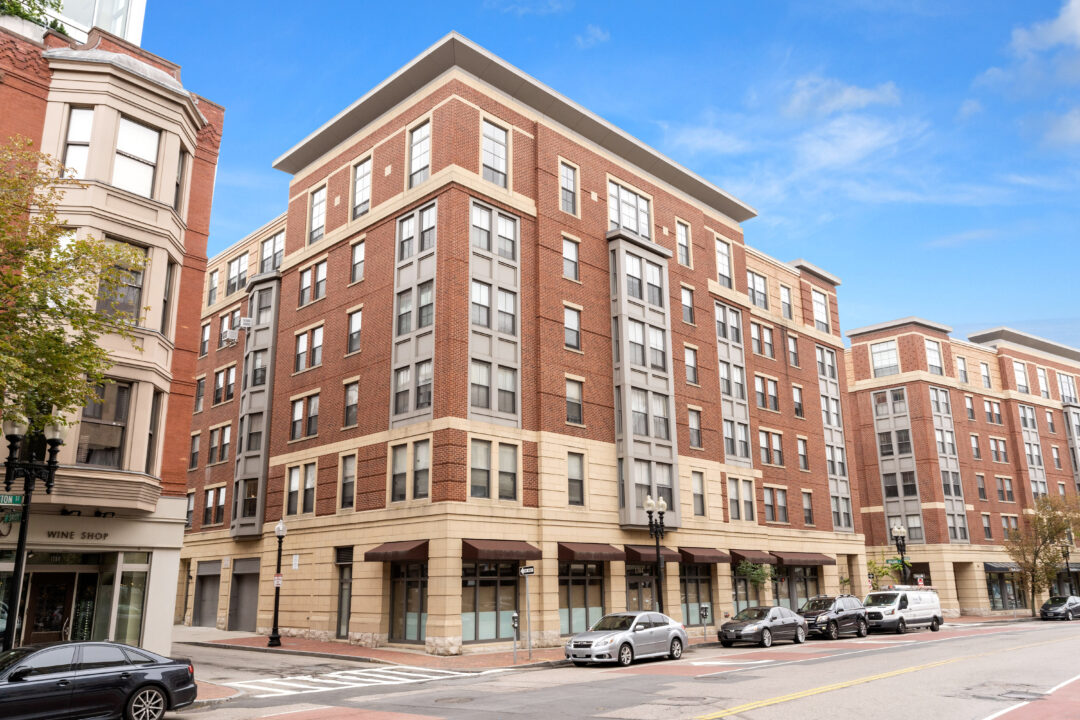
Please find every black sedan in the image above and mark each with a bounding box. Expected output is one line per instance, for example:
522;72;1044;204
719;605;807;647
0;641;197;720
1040;595;1080;621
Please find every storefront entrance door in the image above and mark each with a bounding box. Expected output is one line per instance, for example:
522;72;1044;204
23;572;76;645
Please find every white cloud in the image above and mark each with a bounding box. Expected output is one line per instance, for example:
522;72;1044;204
575;24;610;49
785;74;900;117
923;228;997;249
1045;106;1080;145
660;119;749;156
483;0;572;16
956;98;983;121
795;114;921;171
1011;0;1080;56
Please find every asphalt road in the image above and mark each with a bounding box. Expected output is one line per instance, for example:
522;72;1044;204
169;619;1080;720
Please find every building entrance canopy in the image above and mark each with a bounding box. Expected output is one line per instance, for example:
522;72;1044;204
364;540;428;562
770;551;836;566
730;549;776;565
558;543;624;562
461;539;541;561
624;544;680;563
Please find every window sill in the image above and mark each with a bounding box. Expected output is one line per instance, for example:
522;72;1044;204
687;380;701;388
682;319;697;327
757;406;781;415
287;434;318;445
292;364;322;378
345;349;363;358
759;462;786;469
565;422;587;429
689;445;704;451
298;296;327;311
565;346;584;355
341;423;358;431
799;468;811;473
564;276;583;285
751;351;776;361
207;461;230;468
765;520;791;526
211;400;233;409
348;277;365;288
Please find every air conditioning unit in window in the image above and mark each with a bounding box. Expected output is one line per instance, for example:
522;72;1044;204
238;317;253;329
222;328;239;345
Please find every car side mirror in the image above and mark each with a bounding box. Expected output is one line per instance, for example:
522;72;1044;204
8;667;31;682
633;625;643;632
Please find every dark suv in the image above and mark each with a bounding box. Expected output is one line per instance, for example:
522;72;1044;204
797;594;868;639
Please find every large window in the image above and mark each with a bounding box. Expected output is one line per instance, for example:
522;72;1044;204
409;121;430;187
812;290;830;332
608;180;651;238
96;244;146;322
461;562;518;642
560;162;577;214
676;221;691;266
482;120;508;187
563;237;579;280
925;339;943;375
566;379;583;424
986;572;1026;611
871;341;899;377
680;565;712;626
390;562;427;643
77;381;132;468
260;232;284;274
64;107;93;178
568;452;585;506
715;239;732;288
746;271;768;309
226;254;248;296
113;117;159;198
353;157;372;218
559;562;604;635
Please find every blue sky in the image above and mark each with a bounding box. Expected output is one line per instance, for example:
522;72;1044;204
143;1;1080;346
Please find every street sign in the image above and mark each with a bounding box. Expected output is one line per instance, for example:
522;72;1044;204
0;509;22;524
886;558;901;566
868;573;875;580
273;573;283;588
519;565;535;576
0;494;24;506
917;577;924;586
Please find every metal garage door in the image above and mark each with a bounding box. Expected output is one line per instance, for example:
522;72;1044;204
227;557;260;632
193;560;221;628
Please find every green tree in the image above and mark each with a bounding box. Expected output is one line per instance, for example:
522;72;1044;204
0;136;145;434
736;560;774;589
865;554;902;591
0;0;60;23
1003;495;1080;616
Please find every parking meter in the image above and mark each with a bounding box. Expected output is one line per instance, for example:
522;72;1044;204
511;612;519;633
699;606;710;622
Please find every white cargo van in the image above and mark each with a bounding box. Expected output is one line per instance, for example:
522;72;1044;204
863;586;943;633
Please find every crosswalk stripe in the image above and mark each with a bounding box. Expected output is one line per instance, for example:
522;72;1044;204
225;664;484;699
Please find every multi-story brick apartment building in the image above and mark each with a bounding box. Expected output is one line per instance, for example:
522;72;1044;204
180;33;866;655
0;14;223;653
847;319;1080;616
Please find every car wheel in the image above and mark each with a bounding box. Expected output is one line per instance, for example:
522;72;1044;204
617;643;634;667
895;619;907;635
794;626;806;644
826;622;839;641
856;619;868;637
759;629;773;648
720;640;734;648
669;638;683;660
127;685;167;720
930;618;940;632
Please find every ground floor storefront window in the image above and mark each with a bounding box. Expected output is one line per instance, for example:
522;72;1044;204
559;562;604;635
680;564;712;625
391;562;427;643
772;566;819;611
625;564;657;612
732;576;760;613
461;562;517;642
986;572;1026;610
1051;570;1078;598
0;550;150;646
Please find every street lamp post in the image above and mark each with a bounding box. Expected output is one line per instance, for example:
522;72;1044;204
268;519;287;647
644;494;667;614
2;418;65;652
1061;542;1073;597
891;523;909;586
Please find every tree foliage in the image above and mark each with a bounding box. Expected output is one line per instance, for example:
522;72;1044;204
0;0;60;23
0;136;145;433
736;560;774;588
866;554;902;590
1003;495;1080;616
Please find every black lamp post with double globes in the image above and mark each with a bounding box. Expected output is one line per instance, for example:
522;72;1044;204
891;523;909;585
268;518;287;647
1061;541;1073;597
2;417;66;652
644;494;667;613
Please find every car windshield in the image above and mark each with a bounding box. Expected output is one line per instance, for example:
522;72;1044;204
591;614;635;631
864;593;898;607
0;647;34;674
800;598;833;612
733;607;769;622
1046;597;1068;605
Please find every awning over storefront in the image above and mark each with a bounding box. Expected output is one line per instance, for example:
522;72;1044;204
364;539;429;562
558;542;624;562
984;561;1022;573
679;547;732;564
730;549;776;565
462;539;541;560
625;544;681;563
770;551;836;566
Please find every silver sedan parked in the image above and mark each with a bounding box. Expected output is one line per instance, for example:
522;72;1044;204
564;611;689;666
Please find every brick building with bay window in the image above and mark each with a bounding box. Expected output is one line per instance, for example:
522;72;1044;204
179;33;866;654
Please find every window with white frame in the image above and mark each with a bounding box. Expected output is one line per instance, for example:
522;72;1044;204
925;339;943;375
812;290;830;332
566;379;583;424
676;221;691;266
482;120;508;187
981;362;992;388
681;286;695;324
347;309;362;354
956;356;968;383
564;306;581;349
645;261;664;307
563;237;579;280
608;180;651;238
1013;360;1029;393
353;157;372;217
788;335;800;366
729;478;755;521
1059;373;1078;403
560;161;577;214
746;271;768;309
648;327;666;371
393;366;412;414
798;438;809;470
206;270;218;305
308;186;326;243
692;471;705;516
715;303;741;342
568;452;584;506
226;254;248;296
688;408;702;448
64;107;93;178
113;117;159;198
793;386;804;417
1036;367;1049;398
871;340;899;377
685;346;698;384
350;241;365;283
764;487;788;523
651;393;670;439
260;231;284;274
409;121;430;187
780;286;792;319
715;239;732;288
628;320;645;366
298;261;326;306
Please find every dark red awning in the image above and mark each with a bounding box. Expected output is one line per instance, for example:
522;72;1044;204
364;539;428;562
462;539;541;560
625;544;681;563
679;547;732;564
730;549;776;565
558;542;624;562
770;551;836;566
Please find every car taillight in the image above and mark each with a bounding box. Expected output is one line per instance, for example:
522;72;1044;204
188;664;195;678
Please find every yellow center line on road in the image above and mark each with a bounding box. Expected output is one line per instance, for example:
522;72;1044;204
694;635;1072;720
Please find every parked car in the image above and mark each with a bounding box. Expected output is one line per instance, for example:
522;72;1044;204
0;641;197;720
864;586;943;633
565;611;688;666
797;594;868;639
1040;596;1080;620
719;606;807;647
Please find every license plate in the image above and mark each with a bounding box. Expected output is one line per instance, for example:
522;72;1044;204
573;654;586;658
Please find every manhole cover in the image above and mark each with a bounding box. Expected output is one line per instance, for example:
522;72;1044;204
434;697;475;704
1001;691;1045;701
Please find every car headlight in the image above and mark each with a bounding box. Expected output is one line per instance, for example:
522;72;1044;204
595;634;616;646
743;624;760;633
815;616;826;623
